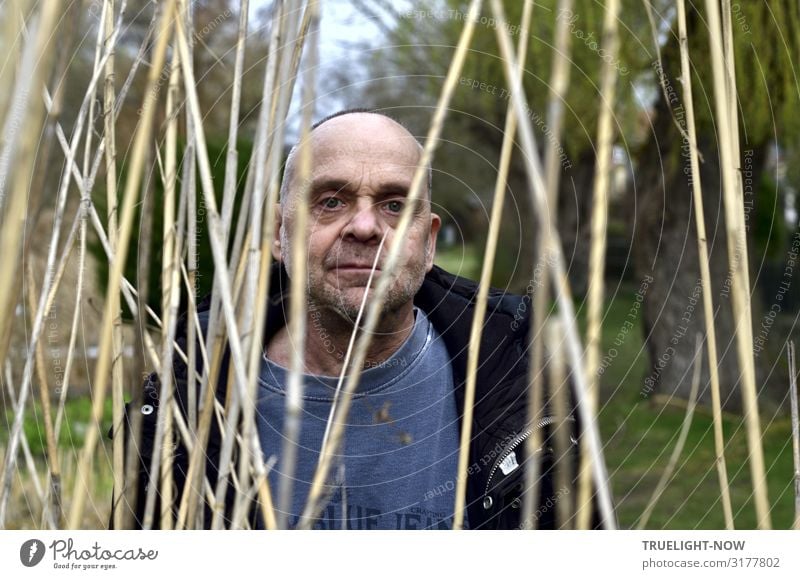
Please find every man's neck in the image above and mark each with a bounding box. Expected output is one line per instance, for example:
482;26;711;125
265;302;416;376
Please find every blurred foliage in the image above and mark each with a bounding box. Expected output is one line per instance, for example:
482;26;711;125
753;175;786;259
90;137;253;321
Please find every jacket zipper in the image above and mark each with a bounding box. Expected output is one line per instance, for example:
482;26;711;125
483;415;578;509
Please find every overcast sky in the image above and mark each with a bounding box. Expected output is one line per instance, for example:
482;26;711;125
247;0;414;137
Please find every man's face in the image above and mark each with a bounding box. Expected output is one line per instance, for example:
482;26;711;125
274;114;441;323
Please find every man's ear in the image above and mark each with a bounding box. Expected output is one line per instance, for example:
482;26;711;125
425;213;442;271
271;203;283;262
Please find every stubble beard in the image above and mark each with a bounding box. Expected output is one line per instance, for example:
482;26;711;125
282;230;430;329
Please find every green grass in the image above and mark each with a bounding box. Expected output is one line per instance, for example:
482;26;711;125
434;244;481;281
1;395;114;457
590;284;797;529
0;395;115;529
434;246;797;528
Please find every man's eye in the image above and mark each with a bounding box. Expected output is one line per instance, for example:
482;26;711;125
321;197;342;209
385;200;404;213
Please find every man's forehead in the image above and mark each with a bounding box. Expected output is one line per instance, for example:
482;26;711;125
309;114;422;164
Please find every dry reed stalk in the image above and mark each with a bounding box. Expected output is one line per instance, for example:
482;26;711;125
67;0;178;529
546;320;572;528
276;0;319;529
0;0;39;215
489;0;616;529
220;0;297;527
544;0;574;205
24;265;60;529
219;0;250;250
0;0;28;123
215;0;314;530
97;0;129;532
636;334;703;529
183;0;199;455
524;0;574;530
676;0;734;529
0;0;72;527
643;1;699;156
578;0;621;530
82;0;109;180
151;35;184;530
219;0;252;523
454;0;533;531
788;342;799;529
3;372;47;514
704;0;771;529
297;0;486;530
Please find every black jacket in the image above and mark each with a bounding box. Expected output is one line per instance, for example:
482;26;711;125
111;263;606;529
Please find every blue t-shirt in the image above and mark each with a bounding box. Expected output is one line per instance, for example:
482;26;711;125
257;307;465;529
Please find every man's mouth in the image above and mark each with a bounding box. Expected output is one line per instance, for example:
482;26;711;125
333;262;382;272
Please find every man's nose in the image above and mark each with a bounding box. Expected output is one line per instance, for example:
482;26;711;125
343;200;384;243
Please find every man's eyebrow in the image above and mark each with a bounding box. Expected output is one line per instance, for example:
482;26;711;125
309;178;352;194
374;182;411;198
308;178;413;199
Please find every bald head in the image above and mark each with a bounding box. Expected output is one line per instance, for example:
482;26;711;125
279;111;432;208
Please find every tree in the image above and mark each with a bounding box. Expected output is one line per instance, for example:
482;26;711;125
632;0;800;409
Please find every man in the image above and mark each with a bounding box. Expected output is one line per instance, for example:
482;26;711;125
112;109;599;530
